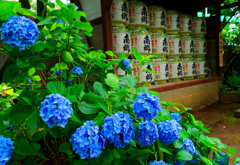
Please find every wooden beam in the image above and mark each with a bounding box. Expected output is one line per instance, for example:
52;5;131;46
216;1;221;76
101;0;113;53
220;2;240;10
90;17;102;26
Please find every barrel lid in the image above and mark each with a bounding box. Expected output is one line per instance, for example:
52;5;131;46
112;27;130;33
152;32;168;37
181;14;192;18
186;36;195;40
149;6;165;11
166;10;179;15
131;29;150;35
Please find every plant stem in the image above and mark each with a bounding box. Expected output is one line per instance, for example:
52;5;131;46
157;141;164;160
42;137;54;155
37;70;46;87
59;54;62;82
47;72;59;81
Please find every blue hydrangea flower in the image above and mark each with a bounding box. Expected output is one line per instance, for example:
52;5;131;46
120;59;131;71
1;16;39;51
189;151;201;164
54;70;63;77
236;72;240;76
181;138;196;155
101;111;135;148
0;135;14;164
66;80;73;87
56;19;64;24
213;152;229;165
137;121;158;146
169;112;181;123
158;120;182;145
70;121;106;159
174;159;185;165
149;160;170;165
120;84;125;88
71;66;83;75
40;93;73;128
28;78;32;84
8;125;14;130
133;92;162;121
235;162;240;165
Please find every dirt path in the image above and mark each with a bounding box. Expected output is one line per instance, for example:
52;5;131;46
191;102;240;163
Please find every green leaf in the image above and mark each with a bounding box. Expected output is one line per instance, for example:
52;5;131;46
173;140;184;149
59;143;71;152
236;157;240;162
228;147;236;154
122;75;137;89
81;93;104;103
93;82;108;100
72;22;93;32
113;149;121;159
19;91;38;106
31;41;46;52
200;156;212;165
27;68;36;76
47;2;55;8
78;102;100;115
102;149;114;164
49;127;62;138
31;75;41;82
14;139;38;156
16;58;29;68
129;149;153;158
26;109;40;129
0;1;19;21
56;0;66;8
62;51;73;62
105;51;115;57
176;150;193;161
105;73;120;90
136;86;149;93
132;48;143;64
98;102;112;115
113;101;133;109
37;19;53;25
142;69;157;75
70;113;82;124
47;81;66;95
93;112;107;126
213;151;222;162
158;147;174;156
23;156;36;165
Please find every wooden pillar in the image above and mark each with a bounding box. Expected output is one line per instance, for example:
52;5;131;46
216;1;222;76
101;0;113;53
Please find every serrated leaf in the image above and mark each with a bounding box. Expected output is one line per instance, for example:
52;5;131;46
176;150;193;160
105;73;120;90
98;102;112;115
93;82;108;100
122;75;137;89
59;143;71;152
93;112;107;126
47;81;66;95
78;102;100;115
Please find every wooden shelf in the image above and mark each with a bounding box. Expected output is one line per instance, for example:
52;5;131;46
148;77;222;93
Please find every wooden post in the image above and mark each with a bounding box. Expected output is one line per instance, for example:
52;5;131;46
216;1;222;76
101;0;113;53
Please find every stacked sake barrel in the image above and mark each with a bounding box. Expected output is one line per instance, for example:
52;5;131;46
192;17;208;78
111;0;132;76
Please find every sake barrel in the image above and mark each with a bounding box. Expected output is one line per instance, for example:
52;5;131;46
153;56;169;84
149;6;166;32
168;58;183;82
139;59;154;84
131;30;152;55
114;59;133;76
196;57;207;78
168;35;182;58
182;58;196;80
112;27;131;57
133;59;140;79
194;37;207;57
180;14;192;36
129;1;149;30
166;10;181;35
151;33;168;55
192;17;206;37
181;36;195;57
111;0;129;27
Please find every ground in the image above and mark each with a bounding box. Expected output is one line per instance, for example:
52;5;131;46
191;102;240;164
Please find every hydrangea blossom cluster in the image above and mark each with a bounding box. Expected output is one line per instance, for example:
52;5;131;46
158;120;182;145
133;92;162;121
174;159;185;165
136;121;158;146
56;19;64;24
148;160;170;165
1;16;39;51
169;112;181;123
71;66;83;75
70;121;106;159
213;152;229;165
40;93;73;128
181;138;196;155
101;111;135;148
0;135;14;164
120;59;131;71
235;162;240;165
189;151;201;164
54;70;63;77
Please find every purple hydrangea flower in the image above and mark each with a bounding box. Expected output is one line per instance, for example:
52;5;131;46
158;120;182;145
0;135;14;164
137;121;158;146
1;16;39;51
169;112;181;123
133;92;162;121
213;152;229;165
71;66;83;75
181;138;196;155
70;121;106;159
120;59;131;71
148;160;170;165
40;93;73;128
101;111;135;148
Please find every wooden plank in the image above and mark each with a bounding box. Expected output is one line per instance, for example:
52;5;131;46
90;17;102;26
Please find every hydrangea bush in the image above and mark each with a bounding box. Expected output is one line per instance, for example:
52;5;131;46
0;0;239;165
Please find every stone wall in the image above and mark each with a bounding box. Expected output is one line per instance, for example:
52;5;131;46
149;78;221;110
